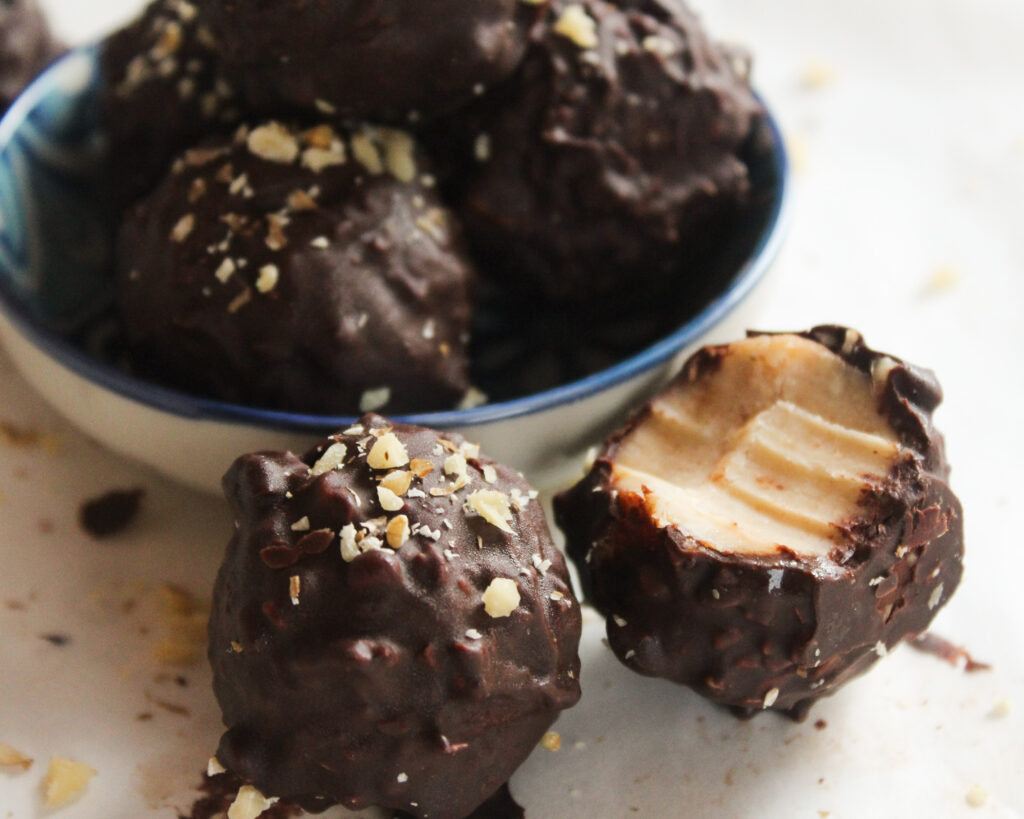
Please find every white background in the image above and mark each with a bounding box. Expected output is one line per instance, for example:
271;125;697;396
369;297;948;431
3;0;1023;816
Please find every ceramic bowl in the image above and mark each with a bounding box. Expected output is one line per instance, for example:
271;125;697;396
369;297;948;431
0;48;790;494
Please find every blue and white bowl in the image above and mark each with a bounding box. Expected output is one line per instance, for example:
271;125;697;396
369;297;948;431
0;48;791;494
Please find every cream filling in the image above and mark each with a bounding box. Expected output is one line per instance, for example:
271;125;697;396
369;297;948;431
612;335;901;559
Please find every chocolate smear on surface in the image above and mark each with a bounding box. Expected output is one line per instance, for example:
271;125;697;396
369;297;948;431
910;632;991;672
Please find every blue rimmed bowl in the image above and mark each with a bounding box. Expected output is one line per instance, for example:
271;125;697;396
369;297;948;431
0;47;791;494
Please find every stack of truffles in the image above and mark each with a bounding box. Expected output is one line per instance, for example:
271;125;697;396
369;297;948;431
74;1;975;818
101;0;764;415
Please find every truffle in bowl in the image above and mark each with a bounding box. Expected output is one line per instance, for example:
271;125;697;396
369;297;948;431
0;46;790;494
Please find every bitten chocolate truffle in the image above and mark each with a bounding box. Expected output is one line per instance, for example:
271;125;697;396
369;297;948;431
99;0;240;206
201;0;544;124
209;416;582;818
116;121;476;415
556;327;963;719
433;0;762;301
0;0;61;115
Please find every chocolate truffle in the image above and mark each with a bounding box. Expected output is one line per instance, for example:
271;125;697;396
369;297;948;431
201;0;545;124
556;327;963;719
116;121;476;415
99;0;240;206
209;415;582;818
0;0;61;115
432;0;762;301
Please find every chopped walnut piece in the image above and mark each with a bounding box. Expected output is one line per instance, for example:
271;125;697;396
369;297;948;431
359;387;391;413
227;784;279;819
287;189;318;211
380;470;413;496
42;757;96;807
378;486;404;512
351;130;384;175
540;731;562;751
303;124;337;149
378;127;417;182
386;515;411;549
483;577;520;618
207;756;226;776
247;122;299;164
466;490;514;533
554;5;599;49
226;286;252;313
367;433;409;470
302;146;346;173
289;575;301;605
151;20;183;60
0;743;33;770
255;264;279;293
170;213;195;243
409;458;435;478
311;442;347;476
214;257;235;283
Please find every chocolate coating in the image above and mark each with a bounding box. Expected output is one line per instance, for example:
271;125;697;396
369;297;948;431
431;0;762;301
555;326;964;720
0;0;61;115
209;415;582;818
202;0;544;124
99;0;240;206
116;121;476;414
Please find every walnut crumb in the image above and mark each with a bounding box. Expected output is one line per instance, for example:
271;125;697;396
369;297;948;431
170;213;195;243
540;731;562;751
42;757;96;807
482;577;520;618
554;5;599;49
289;575;301;605
255;264;279;293
0;743;33;770
247;122;299;164
367;433;409;470
359;387;391;413
380;470;413;496
311;442;347;476
377;486;404;512
207;756;226;776
466;490;514;533
227;784;279;819
385;515;410;549
214;257;235;283
965;784;990;808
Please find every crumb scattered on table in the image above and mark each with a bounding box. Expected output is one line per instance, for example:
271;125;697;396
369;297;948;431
42;756;97;807
78;488;146;538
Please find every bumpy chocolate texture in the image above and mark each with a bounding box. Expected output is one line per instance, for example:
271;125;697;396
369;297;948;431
0;0;61;115
99;0;240;206
433;0;762;301
116;121;476;415
200;0;544;124
209;415;582;818
555;327;964;720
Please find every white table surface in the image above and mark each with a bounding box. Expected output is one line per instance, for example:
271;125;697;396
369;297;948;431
3;1;1023;817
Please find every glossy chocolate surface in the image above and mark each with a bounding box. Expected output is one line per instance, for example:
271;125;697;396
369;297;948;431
556;327;964;719
210;416;581;817
116;122;475;414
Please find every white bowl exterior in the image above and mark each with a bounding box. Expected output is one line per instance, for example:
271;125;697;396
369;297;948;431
1;270;773;495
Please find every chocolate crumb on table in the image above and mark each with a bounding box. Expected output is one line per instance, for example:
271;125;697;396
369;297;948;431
78;487;145;538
